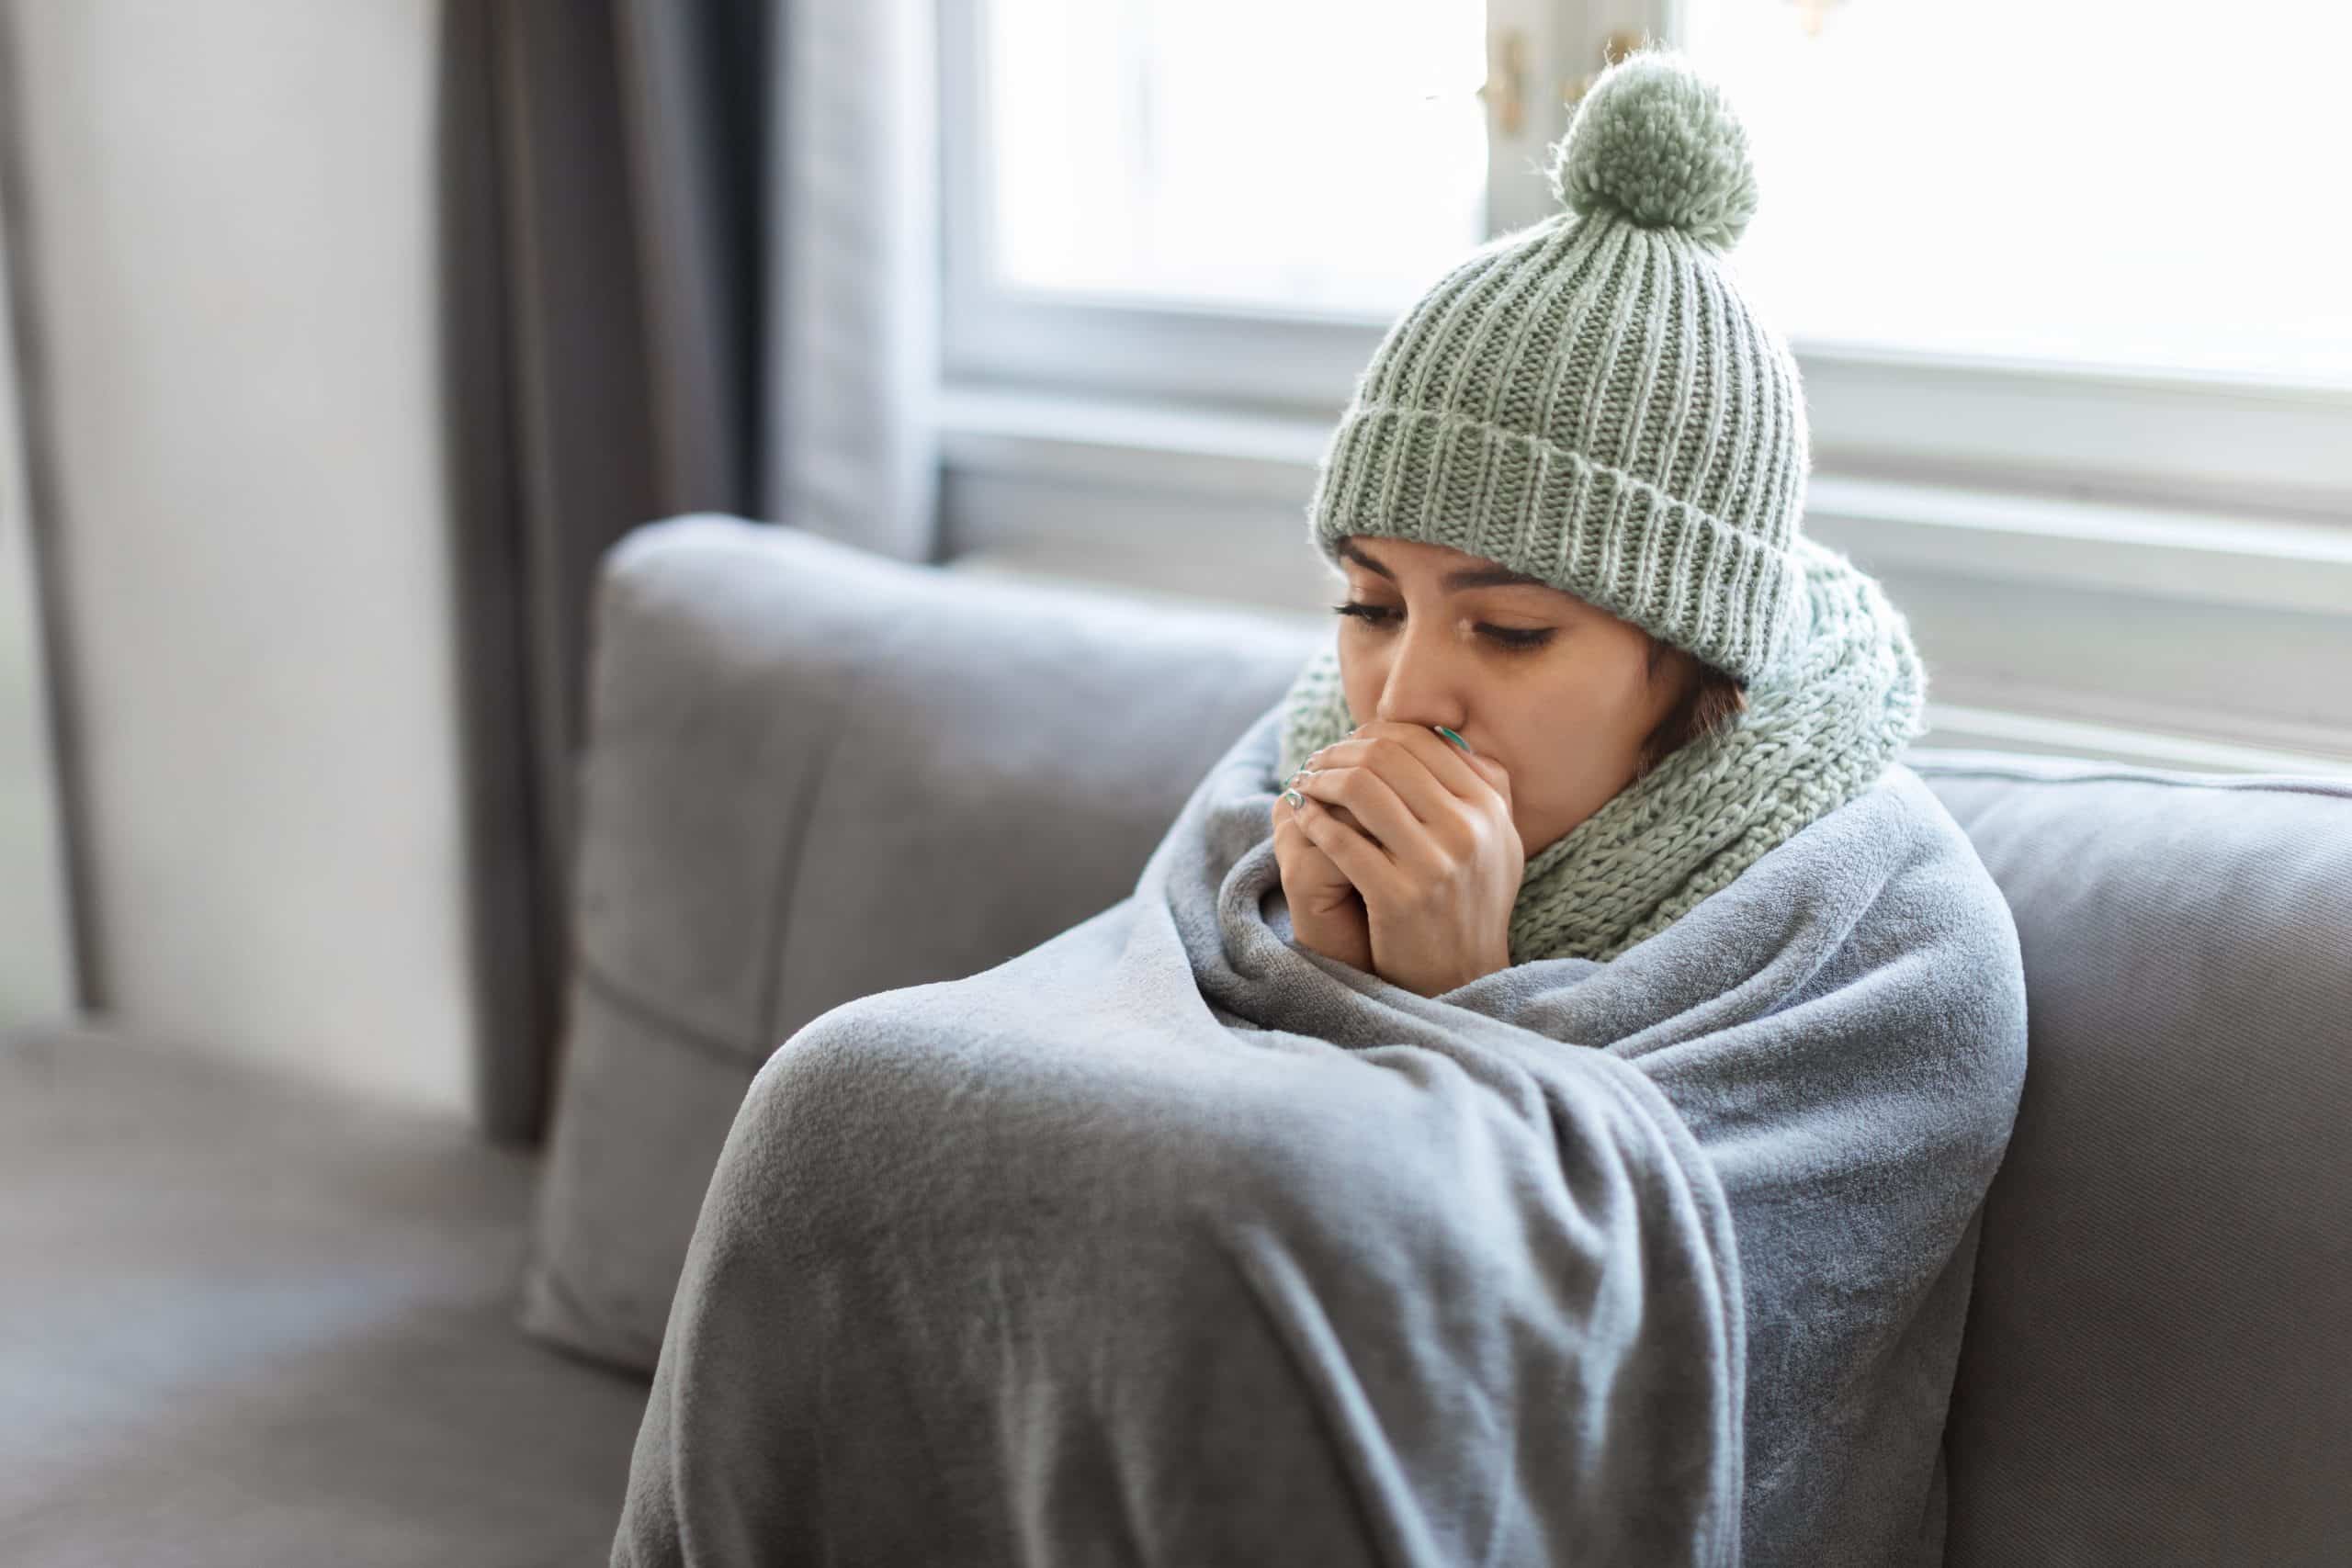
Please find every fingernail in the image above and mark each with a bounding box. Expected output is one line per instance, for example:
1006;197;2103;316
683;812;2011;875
1282;789;1305;808
1433;725;1471;753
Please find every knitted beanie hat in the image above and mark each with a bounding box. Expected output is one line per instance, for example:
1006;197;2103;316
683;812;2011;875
1304;44;1804;685
1274;46;1932;966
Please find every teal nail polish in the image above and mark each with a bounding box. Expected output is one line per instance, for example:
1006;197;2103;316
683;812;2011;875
1434;725;1470;753
1282;789;1305;809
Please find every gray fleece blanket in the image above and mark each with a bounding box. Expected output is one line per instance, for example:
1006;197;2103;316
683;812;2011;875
612;703;2028;1568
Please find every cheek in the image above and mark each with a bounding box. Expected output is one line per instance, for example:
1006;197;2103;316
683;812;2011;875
1495;682;1634;791
1338;647;1381;720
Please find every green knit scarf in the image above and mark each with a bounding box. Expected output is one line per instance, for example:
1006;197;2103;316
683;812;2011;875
1272;533;1931;965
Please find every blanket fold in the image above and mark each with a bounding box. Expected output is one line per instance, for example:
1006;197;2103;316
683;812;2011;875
612;696;2026;1568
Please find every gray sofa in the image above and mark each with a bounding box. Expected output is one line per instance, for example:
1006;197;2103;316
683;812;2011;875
6;513;2346;1566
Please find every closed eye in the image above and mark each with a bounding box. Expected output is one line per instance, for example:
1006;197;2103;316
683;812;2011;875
1329;601;1555;652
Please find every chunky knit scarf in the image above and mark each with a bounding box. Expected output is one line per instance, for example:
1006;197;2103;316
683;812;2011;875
1273;533;1931;965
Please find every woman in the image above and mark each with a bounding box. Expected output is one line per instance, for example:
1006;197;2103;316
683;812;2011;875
615;47;2027;1568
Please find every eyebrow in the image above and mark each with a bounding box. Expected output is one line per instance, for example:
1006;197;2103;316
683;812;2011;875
1337;538;1553;592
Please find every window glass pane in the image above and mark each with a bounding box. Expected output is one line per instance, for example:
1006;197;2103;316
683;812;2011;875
982;0;1488;317
1678;1;2352;383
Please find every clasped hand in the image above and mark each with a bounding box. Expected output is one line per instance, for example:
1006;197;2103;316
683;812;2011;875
1267;721;1525;998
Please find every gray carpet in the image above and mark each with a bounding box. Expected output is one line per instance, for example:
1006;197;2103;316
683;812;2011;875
0;1023;649;1568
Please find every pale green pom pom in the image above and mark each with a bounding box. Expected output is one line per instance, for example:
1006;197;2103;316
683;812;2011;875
1545;48;1759;252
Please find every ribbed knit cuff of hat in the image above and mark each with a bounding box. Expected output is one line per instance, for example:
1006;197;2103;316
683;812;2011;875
1307;386;1804;685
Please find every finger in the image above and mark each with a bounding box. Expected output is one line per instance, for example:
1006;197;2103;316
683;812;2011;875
1292;764;1425;862
1291;793;1397;900
1270;794;1309;858
1309;724;1506;818
1309;730;1482;835
1390;722;1512;806
1295;737;1445;827
1274;791;1355;879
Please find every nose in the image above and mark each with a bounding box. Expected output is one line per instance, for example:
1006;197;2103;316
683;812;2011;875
1371;614;1470;732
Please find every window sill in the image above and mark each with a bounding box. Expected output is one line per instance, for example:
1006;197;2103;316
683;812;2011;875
937;384;2352;619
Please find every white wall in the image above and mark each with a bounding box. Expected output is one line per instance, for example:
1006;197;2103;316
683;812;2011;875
5;0;476;1114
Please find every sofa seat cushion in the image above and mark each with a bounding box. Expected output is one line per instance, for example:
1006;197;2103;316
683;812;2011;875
0;1024;648;1568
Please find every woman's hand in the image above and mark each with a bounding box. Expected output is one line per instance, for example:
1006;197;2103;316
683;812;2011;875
1283;722;1524;998
1271;774;1374;973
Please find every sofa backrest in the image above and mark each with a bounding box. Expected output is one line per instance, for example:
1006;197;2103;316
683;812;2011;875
1899;749;2352;1565
526;517;2351;1563
520;516;1320;1371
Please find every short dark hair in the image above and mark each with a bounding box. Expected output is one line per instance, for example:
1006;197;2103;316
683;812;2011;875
1636;634;1748;783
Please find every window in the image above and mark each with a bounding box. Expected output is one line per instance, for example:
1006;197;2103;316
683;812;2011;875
939;0;1563;409
948;1;2349;510
1676;0;2352;385
981;0;1490;318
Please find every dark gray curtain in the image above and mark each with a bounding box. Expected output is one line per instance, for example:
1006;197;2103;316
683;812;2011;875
436;0;777;1146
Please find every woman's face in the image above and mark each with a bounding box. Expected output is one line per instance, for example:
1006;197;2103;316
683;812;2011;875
1331;535;1697;860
